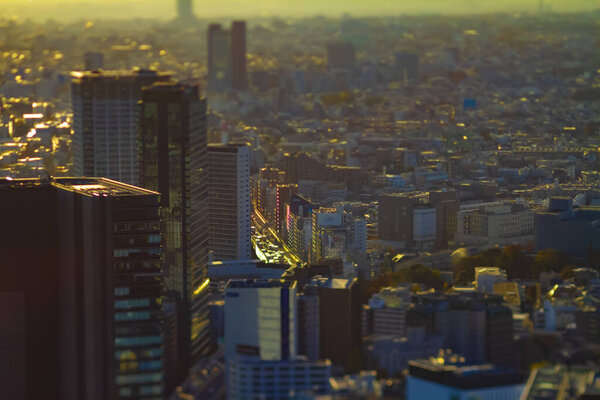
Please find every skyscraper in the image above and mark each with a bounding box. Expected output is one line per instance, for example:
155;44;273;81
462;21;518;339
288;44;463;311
177;0;194;22
231;21;248;91
139;82;210;387
0;177;164;400
71;69;171;185
207;21;248;91
207;143;252;261
208;24;232;90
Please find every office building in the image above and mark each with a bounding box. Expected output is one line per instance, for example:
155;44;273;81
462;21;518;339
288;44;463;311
378;193;418;248
285;193;318;262
231;21;248;91
297;286;321;362
139;82;210;387
71;69;171;185
207;143;251;261
364;328;443;376
310;207;346;264
207;21;248;91
576;306;600;344
429;190;459;250
363;286;412;337
224;279;331;399
407;292;514;366
208;24;232;89
456;202;534;247
0;177;164;400
406;357;525;400
535;197;600;257
302;277;362;371
413;204;437;251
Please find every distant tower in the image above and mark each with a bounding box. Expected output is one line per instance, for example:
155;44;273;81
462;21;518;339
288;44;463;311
231;21;248;91
177;0;194;22
207;21;248;91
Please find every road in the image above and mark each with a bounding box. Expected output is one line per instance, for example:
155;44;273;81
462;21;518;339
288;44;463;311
251;207;302;266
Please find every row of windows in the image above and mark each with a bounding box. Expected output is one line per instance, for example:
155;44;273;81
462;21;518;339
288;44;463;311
115;372;162;385
115;221;160;233
115;335;162;348
118;385;162;398
115;347;162;360
114;260;161;273
119;359;163;373
115;298;151;310
113;247;161;258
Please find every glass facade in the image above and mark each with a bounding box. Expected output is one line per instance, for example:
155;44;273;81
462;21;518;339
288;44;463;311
112;204;164;399
139;83;210;389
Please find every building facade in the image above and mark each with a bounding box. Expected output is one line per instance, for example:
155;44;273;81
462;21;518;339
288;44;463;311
0;177;164;400
456;202;534;247
207;21;248;91
139;82;210;386
207;143;252;261
71;69;171;184
224;279;331;399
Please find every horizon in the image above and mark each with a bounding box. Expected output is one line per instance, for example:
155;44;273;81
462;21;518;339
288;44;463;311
2;0;600;21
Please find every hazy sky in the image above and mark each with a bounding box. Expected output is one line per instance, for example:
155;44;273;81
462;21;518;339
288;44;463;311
3;0;600;20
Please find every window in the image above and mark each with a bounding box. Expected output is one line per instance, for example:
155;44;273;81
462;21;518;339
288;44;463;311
115;311;150;321
115;335;161;347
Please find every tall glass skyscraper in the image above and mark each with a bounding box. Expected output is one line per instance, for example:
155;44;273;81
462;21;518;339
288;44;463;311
139;82;211;389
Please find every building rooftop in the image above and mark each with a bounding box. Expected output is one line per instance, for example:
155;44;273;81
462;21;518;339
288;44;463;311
226;278;296;289
0;177;159;197
71;68;172;80
408;357;525;389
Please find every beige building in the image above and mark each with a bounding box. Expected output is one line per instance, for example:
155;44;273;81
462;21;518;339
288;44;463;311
456;202;534;247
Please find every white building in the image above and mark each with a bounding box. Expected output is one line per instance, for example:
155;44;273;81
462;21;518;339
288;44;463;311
224;279;331;400
363;286;412;337
456;202;534;247
208;143;252;261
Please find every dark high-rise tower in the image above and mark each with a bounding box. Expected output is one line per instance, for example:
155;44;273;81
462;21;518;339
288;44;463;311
139;82;211;386
207;21;248;91
0;177;164;400
231;21;248;91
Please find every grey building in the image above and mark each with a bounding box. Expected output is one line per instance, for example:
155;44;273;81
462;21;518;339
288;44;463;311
71;69;171;185
207;143;251;261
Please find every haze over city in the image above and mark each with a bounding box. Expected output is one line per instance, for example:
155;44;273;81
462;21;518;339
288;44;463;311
1;0;600;399
3;0;600;20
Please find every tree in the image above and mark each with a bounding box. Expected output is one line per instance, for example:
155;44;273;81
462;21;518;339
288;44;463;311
534;248;570;277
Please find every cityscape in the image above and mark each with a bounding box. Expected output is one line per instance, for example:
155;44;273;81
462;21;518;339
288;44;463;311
1;0;600;399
